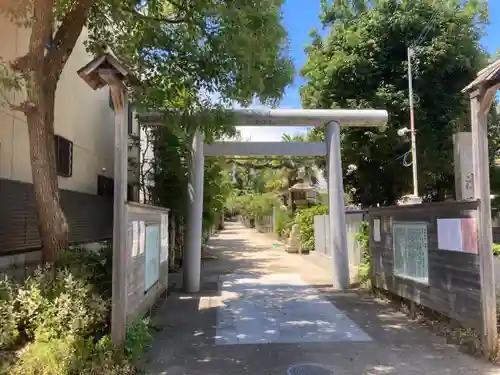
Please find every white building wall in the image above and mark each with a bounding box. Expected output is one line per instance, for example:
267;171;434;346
0;20;115;194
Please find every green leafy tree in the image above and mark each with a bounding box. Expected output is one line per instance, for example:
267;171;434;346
302;0;499;206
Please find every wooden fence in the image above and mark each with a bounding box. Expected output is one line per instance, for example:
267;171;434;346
368;201;482;330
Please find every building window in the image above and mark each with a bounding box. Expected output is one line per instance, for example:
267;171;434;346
54;135;73;177
97;175;114;197
127;184;134;202
393;222;429;284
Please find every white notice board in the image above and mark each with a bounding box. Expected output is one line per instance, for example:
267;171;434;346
144;224;160;291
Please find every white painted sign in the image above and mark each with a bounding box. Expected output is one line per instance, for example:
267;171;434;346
373;219;381;242
131;221;139;257
437;218;463;252
437;217;478;254
139;221;145;254
160;214;169;263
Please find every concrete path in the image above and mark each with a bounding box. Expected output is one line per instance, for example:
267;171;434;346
141;221;500;375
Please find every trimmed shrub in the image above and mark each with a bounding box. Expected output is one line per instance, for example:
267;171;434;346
295;205;328;251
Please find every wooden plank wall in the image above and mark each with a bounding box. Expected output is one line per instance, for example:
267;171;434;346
368;201;482;331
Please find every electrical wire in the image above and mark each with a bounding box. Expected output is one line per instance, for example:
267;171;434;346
396;148;414;167
412;10;439;49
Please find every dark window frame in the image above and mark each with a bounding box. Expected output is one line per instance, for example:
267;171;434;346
97;175;114;197
54;135;73;178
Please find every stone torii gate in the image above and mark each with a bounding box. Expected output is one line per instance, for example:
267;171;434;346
141;109;388;292
200;109;389;294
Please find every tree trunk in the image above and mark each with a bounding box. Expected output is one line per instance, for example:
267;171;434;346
22;0;68;263
26;91;69;263
16;0;96;263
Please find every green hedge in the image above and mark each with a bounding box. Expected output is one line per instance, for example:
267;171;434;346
295;205;328;251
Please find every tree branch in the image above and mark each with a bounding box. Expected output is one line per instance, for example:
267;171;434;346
122;7;187;24
45;0;96;80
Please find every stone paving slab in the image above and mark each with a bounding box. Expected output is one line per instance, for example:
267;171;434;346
214;273;372;345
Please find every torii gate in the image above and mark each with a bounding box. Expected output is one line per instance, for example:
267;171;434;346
140;109;388;292
189;109;388;292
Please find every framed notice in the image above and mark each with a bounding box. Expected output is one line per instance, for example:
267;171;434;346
436;218;478;254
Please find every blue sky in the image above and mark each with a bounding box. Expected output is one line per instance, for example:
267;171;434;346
239;0;500;141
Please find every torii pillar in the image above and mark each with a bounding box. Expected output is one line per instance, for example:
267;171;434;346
462;59;500;358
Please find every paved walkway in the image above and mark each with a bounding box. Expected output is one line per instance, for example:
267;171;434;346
141;221;500;375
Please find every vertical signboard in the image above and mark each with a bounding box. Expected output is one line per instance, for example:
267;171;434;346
453;132;474;200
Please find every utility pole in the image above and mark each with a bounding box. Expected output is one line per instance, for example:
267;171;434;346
407;46;419;197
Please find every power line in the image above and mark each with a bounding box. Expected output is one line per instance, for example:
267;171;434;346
412;10;439;49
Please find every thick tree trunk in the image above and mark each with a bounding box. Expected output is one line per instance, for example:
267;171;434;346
23;0;68;263
19;0;95;262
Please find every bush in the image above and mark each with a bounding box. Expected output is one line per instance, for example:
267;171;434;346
9;334;133;375
124;318;153;364
61;243;113;299
0;278;19;349
275;208;295;239
16;265;109;340
493;243;500;256
354;221;371;286
2;246;142;375
295;206;328;251
232;193;279;219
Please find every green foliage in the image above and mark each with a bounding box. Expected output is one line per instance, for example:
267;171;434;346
9;334;133;375
232;193;279;219
493;243;500;256
354;221;371;286
16;265;108;340
61;243;113;299
295;206;329;251
87;0;293;107
302;0;498;205
275;208;295;239
0;278;19;349
354;221;369;260
124;318;153;364
1;245;141;374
